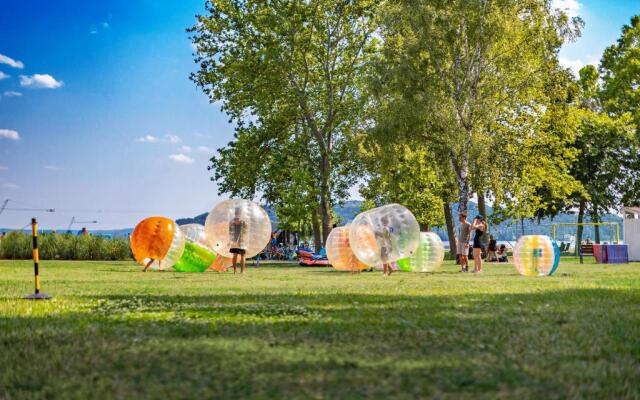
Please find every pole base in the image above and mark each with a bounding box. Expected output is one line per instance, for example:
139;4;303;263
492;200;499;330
24;293;51;300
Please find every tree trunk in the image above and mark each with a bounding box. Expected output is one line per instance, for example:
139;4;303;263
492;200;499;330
458;166;470;214
312;207;322;253
520;218;525;236
450;153;470;214
319;153;332;247
592;204;600;244
576;199;586;255
444;202;457;262
477;191;487;231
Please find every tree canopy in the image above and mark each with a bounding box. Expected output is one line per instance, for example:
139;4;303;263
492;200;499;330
190;1;640;243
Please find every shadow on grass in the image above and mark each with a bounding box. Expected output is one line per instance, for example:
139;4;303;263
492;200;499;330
0;289;639;399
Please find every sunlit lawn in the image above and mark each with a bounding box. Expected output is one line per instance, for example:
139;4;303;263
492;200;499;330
0;259;638;399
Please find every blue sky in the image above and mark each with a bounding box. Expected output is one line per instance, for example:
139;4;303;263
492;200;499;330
0;0;638;229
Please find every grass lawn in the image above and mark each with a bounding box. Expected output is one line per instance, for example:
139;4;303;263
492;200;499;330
0;259;638;399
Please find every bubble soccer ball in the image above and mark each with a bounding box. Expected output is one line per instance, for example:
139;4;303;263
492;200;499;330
350;203;420;268
326;226;368;272
131;216;185;271
513;235;559;276
173;224;217;272
397;232;445;272
204;199;272;259
209;255;233;272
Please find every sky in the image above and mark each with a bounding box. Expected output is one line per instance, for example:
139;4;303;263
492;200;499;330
0;0;638;230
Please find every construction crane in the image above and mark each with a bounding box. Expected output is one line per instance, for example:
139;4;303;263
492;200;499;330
67;217;98;232
0;199;55;216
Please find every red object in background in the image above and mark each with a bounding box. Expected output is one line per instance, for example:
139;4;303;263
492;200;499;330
592;244;606;263
297;250;314;259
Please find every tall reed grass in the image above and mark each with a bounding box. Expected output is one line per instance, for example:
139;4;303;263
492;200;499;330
0;232;132;260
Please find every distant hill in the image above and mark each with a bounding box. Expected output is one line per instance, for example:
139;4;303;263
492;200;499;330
176;200;622;242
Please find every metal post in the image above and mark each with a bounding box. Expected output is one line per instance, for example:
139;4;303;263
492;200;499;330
24;218;51;300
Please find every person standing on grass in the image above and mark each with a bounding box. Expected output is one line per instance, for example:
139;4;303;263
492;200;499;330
229;207;248;274
376;215;395;276
457;212;471;272
471;215;487;273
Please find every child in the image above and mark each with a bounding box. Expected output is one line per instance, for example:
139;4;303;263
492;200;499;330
457;212;471;272
229;207;248;274
376;215;394;276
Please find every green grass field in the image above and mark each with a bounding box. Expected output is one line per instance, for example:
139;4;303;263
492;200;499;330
0;259;638;399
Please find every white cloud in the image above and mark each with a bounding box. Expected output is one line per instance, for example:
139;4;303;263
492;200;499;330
102;22;109;28
0;129;20;140
1;183;18;189
559;56;599;77
552;0;582;18
20;74;63;89
178;145;192;153
3;91;22;97
559;57;584;76
197;146;212;153
44;165;63;171
136;135;159;143
169;154;194;164
0;53;24;69
0;166;8;171
0;71;9;80
166;134;181;144
90;27;98;34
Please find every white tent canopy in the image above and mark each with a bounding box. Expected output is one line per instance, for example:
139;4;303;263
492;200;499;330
623;206;640;217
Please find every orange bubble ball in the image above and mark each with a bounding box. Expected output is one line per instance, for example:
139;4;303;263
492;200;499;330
131;217;184;269
209;255;233;272
326;226;367;272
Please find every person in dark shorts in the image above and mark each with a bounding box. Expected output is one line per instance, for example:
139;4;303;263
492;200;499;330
229;207;248;274
486;235;497;262
496;244;508;262
376;215;395;276
471;215;487;273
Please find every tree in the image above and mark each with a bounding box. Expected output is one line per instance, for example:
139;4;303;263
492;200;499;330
600;15;640;137
489;65;583;224
190;0;378;245
372;0;583;218
567;63;640;245
358;139;446;230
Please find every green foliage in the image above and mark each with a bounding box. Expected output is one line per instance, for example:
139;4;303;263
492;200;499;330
0;232;132;261
359;141;445;229
600;15;640;136
191;0;378;243
372;0;582;219
571;109;638;210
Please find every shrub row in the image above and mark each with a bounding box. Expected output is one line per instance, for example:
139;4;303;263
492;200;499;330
0;232;133;261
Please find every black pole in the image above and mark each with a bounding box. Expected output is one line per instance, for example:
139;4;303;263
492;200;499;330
24;218;51;300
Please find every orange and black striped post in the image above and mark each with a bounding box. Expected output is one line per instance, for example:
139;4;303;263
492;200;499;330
24;218;51;300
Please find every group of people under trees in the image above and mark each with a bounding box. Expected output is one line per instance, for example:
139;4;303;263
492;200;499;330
456;212;508;273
